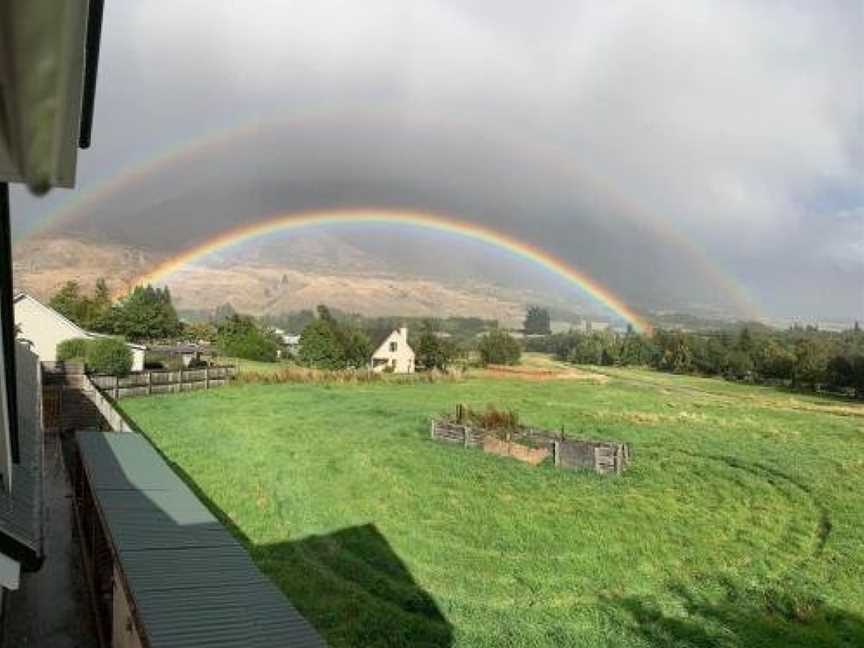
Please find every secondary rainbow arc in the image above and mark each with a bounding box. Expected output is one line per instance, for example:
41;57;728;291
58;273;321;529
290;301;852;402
25;112;761;322
123;208;655;333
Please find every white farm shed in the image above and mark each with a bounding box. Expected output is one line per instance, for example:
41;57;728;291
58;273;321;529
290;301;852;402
370;327;415;373
13;293;145;371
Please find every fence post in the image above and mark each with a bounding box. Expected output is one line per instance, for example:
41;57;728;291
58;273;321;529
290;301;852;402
146;370;152;395
204;366;209;390
113;375;119;400
463;426;469;448
179;368;183;392
553;441;560;467
430;420;435;438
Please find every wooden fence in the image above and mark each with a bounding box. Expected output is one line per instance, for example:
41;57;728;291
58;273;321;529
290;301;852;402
430;420;630;474
90;365;236;399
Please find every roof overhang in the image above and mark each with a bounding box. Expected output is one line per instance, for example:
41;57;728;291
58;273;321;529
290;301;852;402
0;0;102;191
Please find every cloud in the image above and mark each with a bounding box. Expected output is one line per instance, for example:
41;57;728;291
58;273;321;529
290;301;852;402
13;0;863;319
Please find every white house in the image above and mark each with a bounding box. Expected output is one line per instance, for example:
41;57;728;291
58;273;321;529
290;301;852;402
13;293;145;372
370;327;415;373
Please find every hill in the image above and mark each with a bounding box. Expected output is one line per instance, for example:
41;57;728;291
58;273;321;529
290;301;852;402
12;236;533;324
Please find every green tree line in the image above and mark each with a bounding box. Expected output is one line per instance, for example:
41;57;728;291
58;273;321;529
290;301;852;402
527;324;864;397
49;280;181;342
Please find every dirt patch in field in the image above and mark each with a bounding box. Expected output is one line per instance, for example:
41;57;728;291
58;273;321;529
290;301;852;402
482;364;608;383
482;437;550;465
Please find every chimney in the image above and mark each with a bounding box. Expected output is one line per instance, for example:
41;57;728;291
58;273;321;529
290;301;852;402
400;326;408;340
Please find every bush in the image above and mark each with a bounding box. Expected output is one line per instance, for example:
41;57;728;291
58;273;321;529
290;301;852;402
85;338;133;376
478;329;521;366
217;315;279;362
297;306;371;369
416;331;456;370
234;366;464;385
57;337;90;361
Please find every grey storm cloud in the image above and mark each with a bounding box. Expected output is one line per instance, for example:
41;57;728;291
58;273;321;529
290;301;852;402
12;0;863;320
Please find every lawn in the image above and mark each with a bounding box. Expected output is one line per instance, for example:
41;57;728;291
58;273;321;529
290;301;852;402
119;363;864;647
220;356;296;374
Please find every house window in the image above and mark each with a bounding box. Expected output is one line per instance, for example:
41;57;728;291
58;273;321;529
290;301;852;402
390;341;397;352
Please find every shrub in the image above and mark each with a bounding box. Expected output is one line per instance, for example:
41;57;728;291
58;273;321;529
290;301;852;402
297;306;371;369
478;329;521;366
217;315;279;362
57;337;90;361
85;338;133;376
416;331;456;370
235;366;464;385
463;404;520;431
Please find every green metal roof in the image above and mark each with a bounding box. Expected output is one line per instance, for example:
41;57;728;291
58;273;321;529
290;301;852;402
76;431;326;648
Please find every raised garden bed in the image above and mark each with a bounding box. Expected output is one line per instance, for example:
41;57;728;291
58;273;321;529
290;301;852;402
430;406;630;474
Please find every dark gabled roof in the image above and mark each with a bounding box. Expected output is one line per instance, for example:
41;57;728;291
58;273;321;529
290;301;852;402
0;347;44;571
370;328;413;357
76;431;326;648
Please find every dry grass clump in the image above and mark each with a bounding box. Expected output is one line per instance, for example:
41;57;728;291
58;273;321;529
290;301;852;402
236;366;464;385
448;403;521;433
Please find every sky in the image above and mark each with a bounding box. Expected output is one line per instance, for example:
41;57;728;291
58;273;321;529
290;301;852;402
12;0;864;321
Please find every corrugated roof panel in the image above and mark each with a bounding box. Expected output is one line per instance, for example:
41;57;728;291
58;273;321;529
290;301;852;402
76;431;326;648
77;432;188;491
121;546;259;592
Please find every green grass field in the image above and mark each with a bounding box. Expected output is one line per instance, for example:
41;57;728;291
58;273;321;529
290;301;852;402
120;361;864;647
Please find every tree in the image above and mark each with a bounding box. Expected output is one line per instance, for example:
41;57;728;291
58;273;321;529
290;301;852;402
523;306;551;335
737;327;754;353
725;349;754;380
88;278;118;332
113;285;181;341
298;318;345;368
48;279;117;332
752;339;794;380
478;329;521;365
184;321;217;343
49;281;86;323
343;329;372;369
416;325;455;370
826;355;855;389
213;302;237;323
297;305;371;369
216;315;279;362
568;333;605;365
852;355;864;398
619;331;658;366
654;330;693;373
793;338;827;387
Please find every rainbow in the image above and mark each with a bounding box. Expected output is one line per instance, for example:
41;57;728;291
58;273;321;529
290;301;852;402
122;208;655;333
27;112;761;322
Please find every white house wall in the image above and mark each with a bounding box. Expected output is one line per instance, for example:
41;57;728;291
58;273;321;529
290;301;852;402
371;328;415;374
15;295;146;371
14;296;87;362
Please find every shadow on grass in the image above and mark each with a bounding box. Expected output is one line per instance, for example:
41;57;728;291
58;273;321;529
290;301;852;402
160;455;453;648
608;580;864;648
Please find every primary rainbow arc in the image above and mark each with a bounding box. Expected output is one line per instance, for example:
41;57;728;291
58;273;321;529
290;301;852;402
124;208;654;333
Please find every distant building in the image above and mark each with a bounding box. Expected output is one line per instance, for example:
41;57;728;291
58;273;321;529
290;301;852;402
281;333;301;355
147;343;213;368
13;293;145;372
370;327;415;373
